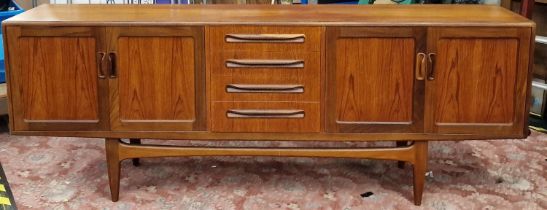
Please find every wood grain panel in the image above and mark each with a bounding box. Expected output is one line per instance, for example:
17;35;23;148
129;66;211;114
211;101;320;132
12;129;530;142
434;38;517;124
325;27;426;133
5;26;109;131
425;27;532;135
3;5;534;28
208;26;321;52
335;38;415;122
108;26;206;131
118;37;195;121
18;37;99;121
211;51;320;102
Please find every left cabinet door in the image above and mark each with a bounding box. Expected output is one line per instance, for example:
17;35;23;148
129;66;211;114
107;27;206;131
5;26;109;131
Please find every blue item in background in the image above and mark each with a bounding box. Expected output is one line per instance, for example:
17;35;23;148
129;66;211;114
0;1;23;33
0;1;23;83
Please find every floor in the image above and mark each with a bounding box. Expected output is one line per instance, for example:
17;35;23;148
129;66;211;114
0;130;544;210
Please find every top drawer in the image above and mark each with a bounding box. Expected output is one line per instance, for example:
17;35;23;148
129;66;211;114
208;26;322;52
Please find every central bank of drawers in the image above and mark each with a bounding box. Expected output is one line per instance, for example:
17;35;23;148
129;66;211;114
209;26;322;132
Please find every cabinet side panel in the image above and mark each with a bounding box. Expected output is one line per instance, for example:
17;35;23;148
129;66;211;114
19;37;99;121
118;37;196;121
335;38;415;123
435;38;518;124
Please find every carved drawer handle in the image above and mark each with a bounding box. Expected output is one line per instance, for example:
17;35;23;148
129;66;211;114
226;109;305;118
225;34;305;43
226;59;304;68
226;84;304;93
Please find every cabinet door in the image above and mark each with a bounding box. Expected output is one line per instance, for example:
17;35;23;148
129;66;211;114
425;27;532;135
326;27;426;133
107;27;206;131
5;26;108;131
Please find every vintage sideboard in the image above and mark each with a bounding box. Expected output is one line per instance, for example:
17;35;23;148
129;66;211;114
2;4;535;205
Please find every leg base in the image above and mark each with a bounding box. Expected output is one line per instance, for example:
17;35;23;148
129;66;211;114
129;139;142;166
105;138;121;202
104;139;428;205
412;141;428;205
396;141;408;169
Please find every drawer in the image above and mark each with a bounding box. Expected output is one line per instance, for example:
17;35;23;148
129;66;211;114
211;52;320;101
212;75;319;101
211;102;320;132
208;26;322;52
210;51;320;75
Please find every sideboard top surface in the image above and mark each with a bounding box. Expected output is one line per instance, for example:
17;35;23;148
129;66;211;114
3;4;534;27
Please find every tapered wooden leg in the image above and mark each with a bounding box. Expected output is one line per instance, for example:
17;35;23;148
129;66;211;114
412;141;428;206
129;139;142;166
105;138;121;202
396;141;407;169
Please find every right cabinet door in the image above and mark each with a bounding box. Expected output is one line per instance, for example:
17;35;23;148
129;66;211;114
326;27;426;133
425;27;532;135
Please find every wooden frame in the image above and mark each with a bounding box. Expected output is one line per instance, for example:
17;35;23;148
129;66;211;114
105;138;429;205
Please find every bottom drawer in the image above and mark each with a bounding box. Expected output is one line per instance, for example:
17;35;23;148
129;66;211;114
211;102;320;132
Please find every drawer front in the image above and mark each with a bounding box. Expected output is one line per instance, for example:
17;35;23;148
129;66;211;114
211;51;320;101
211;102;320;132
208;26;322;52
212;76;319;101
210;51;320;75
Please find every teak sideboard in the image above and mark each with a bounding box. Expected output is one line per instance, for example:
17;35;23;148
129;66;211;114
2;4;535;205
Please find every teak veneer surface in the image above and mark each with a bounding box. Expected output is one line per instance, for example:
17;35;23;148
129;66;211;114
210;51;321;102
117;37;196;122
18;37;99;121
334;38;415;123
2;4;535;206
3;4;534;27
208;26;322;51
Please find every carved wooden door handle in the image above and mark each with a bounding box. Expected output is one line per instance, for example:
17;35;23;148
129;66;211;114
427;53;436;81
108;52;117;79
97;52;107;79
415;52;427;80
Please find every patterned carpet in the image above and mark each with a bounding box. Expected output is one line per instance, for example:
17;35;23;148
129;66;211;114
0;131;545;210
